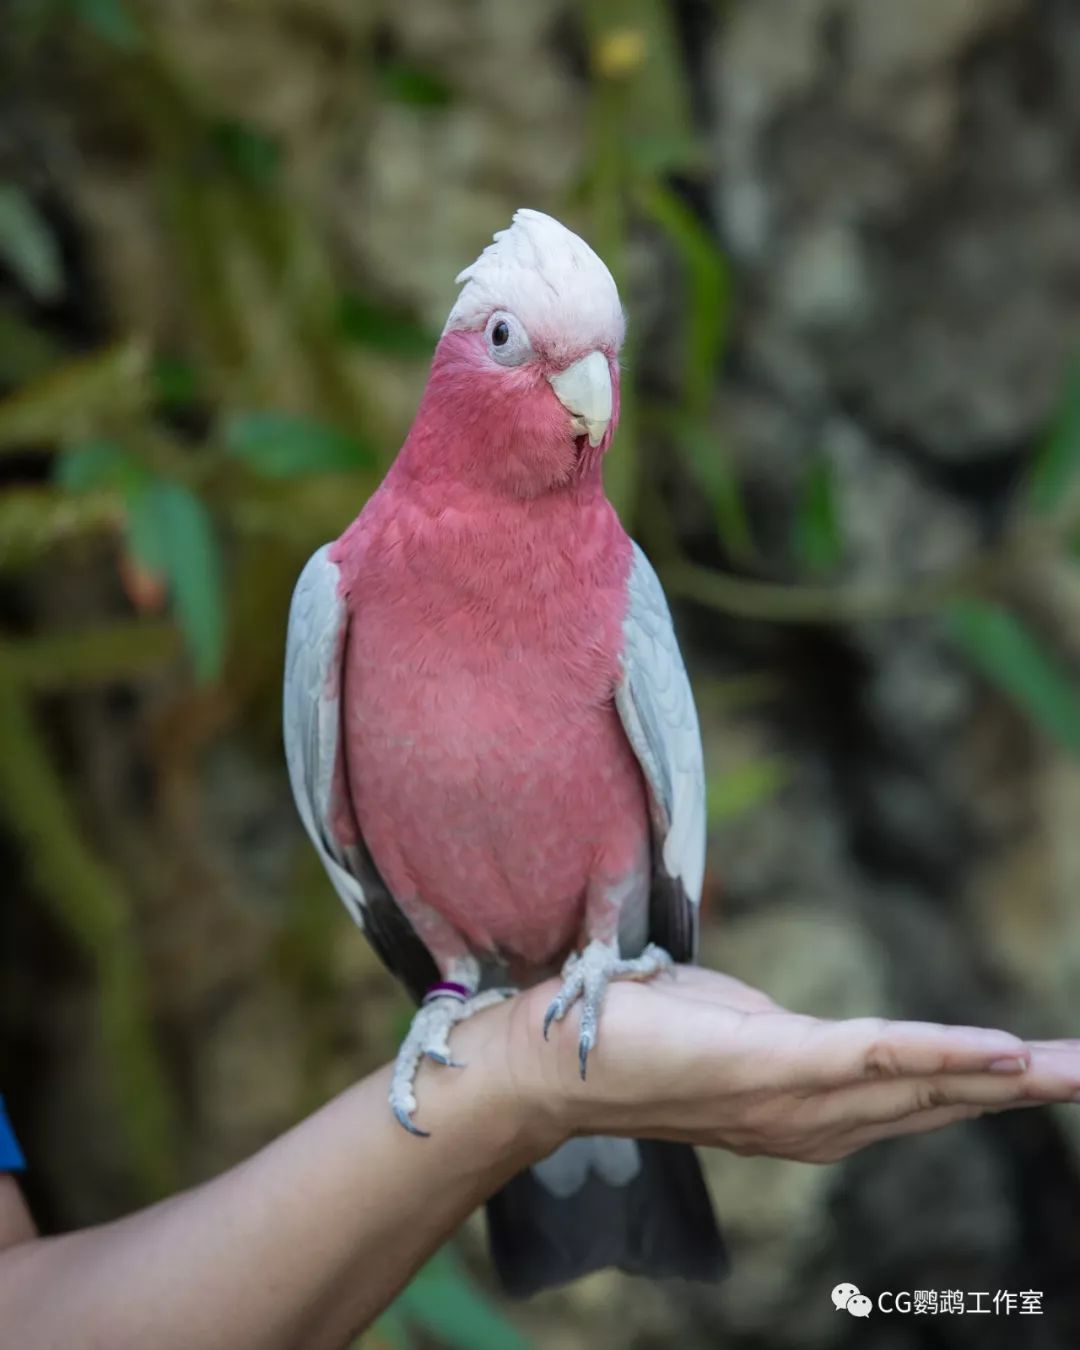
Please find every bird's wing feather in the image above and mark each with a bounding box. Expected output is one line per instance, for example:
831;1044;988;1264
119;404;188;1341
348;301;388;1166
283;544;437;1001
615;542;706;962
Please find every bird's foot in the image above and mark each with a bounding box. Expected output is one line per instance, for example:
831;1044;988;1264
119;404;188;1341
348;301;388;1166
543;939;673;1078
390;987;511;1137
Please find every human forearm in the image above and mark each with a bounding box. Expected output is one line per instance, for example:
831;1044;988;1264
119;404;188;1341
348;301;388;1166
0;1011;551;1350
9;966;1077;1350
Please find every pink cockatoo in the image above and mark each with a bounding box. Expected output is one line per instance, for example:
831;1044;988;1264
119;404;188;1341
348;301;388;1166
283;209;724;1294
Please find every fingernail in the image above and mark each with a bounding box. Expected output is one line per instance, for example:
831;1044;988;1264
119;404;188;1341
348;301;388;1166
988;1057;1027;1074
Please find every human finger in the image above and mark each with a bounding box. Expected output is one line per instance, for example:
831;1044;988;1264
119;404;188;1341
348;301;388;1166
809;1056;1078;1135
831;1102;991;1157
790;1017;1030;1092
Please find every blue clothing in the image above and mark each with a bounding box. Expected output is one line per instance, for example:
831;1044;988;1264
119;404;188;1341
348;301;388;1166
0;1097;25;1172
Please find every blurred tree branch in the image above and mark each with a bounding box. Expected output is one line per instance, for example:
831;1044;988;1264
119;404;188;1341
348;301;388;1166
0;341;149;453
0;621;179;690
0;488;122;572
651;505;1068;626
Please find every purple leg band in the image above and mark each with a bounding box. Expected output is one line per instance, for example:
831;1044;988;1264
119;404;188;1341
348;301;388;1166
422;981;471;1005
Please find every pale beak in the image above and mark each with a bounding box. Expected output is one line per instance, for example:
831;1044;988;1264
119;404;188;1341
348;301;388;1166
548;350;612;448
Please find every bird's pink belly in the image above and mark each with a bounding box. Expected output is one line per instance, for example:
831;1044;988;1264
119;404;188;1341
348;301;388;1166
342;663;649;971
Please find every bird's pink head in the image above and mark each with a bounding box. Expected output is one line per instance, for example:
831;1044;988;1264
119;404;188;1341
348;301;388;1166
399;210;625;498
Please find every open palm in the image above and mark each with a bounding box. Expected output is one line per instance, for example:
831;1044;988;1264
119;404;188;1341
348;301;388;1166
508;965;1080;1163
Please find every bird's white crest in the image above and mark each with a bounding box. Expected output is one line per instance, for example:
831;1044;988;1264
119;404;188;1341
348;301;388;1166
443;209;625;356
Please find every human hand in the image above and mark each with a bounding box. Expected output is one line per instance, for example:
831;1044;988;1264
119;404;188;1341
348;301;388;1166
503;965;1080;1163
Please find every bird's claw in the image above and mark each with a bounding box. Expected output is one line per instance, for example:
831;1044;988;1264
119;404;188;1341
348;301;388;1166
543;954;581;1039
393;1102;429;1138
543;940;673;1077
389;986;512;1135
543;994;570;1041
578;1029;595;1080
424;1050;464;1068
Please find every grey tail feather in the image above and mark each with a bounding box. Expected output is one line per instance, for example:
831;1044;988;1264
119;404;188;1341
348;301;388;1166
485;1141;727;1299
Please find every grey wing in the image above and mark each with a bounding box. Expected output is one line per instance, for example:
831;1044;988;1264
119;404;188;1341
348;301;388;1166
615;542;706;963
283;544;437;1002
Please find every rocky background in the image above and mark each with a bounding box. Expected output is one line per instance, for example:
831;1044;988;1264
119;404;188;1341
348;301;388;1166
2;1;1080;1347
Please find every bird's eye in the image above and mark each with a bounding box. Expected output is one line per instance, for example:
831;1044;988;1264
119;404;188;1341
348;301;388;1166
484;312;532;367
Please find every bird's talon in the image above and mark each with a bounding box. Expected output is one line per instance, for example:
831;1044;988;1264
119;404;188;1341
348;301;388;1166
390;984;504;1134
545;939;674;1069
393;1104;429;1138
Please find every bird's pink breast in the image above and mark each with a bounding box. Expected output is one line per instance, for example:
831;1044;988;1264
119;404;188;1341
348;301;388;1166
331;473;648;974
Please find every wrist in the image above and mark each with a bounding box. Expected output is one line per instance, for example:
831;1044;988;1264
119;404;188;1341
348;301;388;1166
439;991;570;1166
499;983;595;1146
502;978;677;1142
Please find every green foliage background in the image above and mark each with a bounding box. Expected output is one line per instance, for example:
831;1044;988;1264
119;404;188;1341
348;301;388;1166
2;1;1080;1347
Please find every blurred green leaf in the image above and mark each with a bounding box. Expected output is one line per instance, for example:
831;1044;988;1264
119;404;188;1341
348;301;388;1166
211;121;282;189
54;439;137;493
637;183;743;551
337;296;436;358
153;357;202;410
362;1304;411;1350
0;185;64;303
625;133;708;177
126;480;225;682
396;1250;530;1350
946;600;1080;756
224;411;376;478
584;1;691;147
378;63;454;107
794;457;843;573
1026;361;1080;516
0;340;148;453
635;180;730;415
675;420;752;558
67;0;140;48
707;757;791;824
